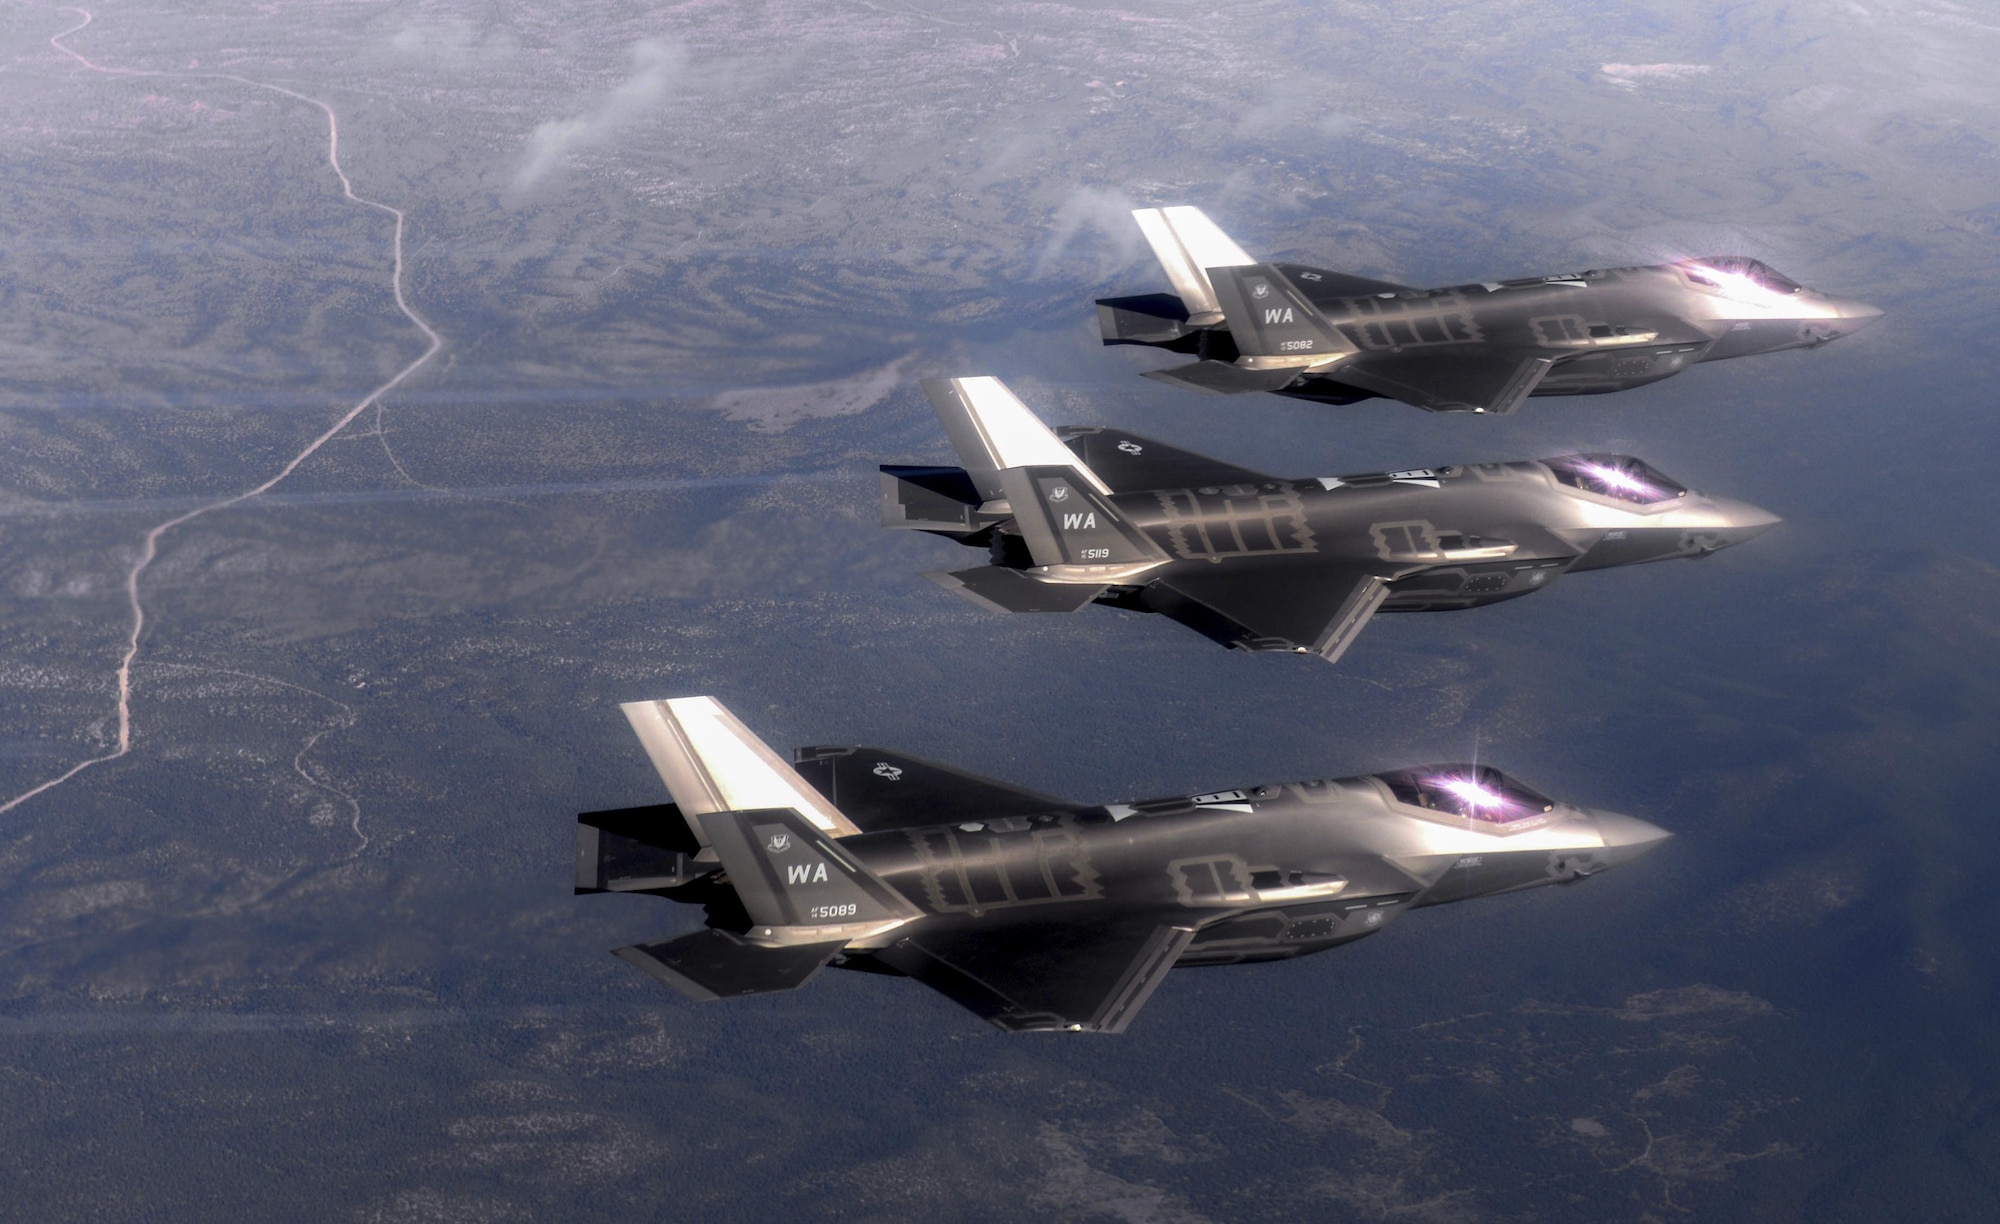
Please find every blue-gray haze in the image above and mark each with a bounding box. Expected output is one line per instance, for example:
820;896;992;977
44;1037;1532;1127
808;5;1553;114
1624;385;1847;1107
0;2;1994;1220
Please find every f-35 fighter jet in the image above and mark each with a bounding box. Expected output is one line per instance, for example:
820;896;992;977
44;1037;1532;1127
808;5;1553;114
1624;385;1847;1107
577;696;1670;1033
882;377;1778;663
1097;206;1882;413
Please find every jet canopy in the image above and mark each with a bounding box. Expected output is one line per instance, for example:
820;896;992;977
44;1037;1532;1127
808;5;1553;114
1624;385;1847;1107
1375;765;1556;826
1678;256;1803;297
1544;453;1688;505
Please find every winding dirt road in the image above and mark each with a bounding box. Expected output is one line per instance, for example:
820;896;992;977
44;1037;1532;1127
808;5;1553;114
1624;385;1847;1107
0;9;446;829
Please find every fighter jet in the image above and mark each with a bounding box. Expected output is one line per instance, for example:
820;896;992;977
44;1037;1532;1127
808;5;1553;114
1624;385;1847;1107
880;377;1779;663
576;696;1671;1033
1096;206;1882;413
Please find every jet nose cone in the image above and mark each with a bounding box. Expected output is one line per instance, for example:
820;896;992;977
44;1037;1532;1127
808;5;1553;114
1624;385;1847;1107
1592;810;1673;866
1708;497;1783;544
1832;297;1885;327
1808;296;1883;341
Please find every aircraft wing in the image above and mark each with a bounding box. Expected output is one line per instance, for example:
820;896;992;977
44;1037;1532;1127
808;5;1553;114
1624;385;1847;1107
1055;427;1274;492
789;746;1076;832
875;917;1196;1033
1331;349;1557;415
1148;563;1392;663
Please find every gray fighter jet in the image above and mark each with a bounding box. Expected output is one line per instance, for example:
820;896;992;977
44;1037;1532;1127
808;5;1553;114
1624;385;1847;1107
881;377;1778;663
576;696;1670;1033
1097;206;1882;413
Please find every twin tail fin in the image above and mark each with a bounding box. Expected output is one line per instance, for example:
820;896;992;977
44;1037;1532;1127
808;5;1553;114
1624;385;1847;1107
890;378;1168;610
1122;207;1357;396
592;697;919;1000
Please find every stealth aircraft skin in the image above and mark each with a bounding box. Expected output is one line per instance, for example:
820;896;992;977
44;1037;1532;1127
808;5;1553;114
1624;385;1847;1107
881;377;1779;663
577;697;1671;1033
1098;206;1882;413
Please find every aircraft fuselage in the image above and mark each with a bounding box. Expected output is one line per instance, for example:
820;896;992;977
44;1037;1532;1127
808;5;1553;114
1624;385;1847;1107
1267;261;1880;402
1086;455;1775;619
831;772;1664;974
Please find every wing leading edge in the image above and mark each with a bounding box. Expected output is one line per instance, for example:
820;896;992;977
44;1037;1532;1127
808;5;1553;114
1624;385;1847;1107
1146;563;1392;663
874;918;1196;1033
1332;350;1558;415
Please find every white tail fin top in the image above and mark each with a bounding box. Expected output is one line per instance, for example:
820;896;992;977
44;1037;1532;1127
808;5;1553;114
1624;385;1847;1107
621;697;861;838
1131;206;1256;324
922;376;1111;499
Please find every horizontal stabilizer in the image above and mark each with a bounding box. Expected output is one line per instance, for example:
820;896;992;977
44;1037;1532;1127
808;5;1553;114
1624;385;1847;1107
1142;360;1302;396
879;465;1003;535
1206;264;1357;363
1057;427;1273;493
1334;350;1557;415
1131;206;1255;323
923;566;1108;613
1096;293;1196;346
922;376;1110;501
575;803;708;894
875;919;1195;1033
791;745;1073;832
701;807;922;939
621;697;860;839
615;928;844;1000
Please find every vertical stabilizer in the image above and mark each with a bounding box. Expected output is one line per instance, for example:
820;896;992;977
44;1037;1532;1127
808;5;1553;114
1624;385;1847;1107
1131;206;1256;325
1204;264;1357;365
998;466;1167;579
700;807;922;941
922;377;1112;501
620;698;863;839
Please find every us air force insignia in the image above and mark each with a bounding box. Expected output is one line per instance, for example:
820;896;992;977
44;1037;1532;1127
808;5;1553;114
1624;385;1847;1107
1117;440;1144;455
872;762;904;781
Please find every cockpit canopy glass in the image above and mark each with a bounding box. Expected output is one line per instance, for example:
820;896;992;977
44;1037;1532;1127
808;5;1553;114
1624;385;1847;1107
1544;454;1688;505
1377;765;1555;825
1678;256;1803;296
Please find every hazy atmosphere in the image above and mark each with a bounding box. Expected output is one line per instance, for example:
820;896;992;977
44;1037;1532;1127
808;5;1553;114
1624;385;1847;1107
1;1;1996;1219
